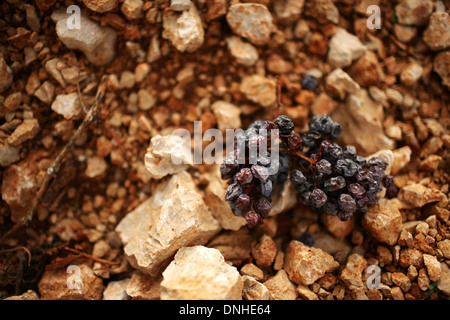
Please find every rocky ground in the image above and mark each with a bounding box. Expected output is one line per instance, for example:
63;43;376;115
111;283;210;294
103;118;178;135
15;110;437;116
0;0;449;301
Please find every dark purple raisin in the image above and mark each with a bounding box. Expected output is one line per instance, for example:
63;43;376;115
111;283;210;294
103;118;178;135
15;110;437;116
316;159;332;175
338;193;357;213
310;188;327;208
348;183;366;199
235;167;253;185
225;183;242;201
235;193;251;211
324;176;346;192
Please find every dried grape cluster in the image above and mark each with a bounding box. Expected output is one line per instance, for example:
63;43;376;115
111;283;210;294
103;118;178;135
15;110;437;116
220;114;396;228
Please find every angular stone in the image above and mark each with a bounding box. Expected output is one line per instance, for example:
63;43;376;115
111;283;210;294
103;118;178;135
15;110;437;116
34;81;55;105
126;272;162;300
312;231;352;255
423;12;450;51
399;248;423;269
437;239;450;259
274;0;305;25
226;36;259;67
433;50;450;90
284;240;339;286
400;61;423;86
240;74;276;107
242;275;269;300
252;235;277;268
332;89;395;156
7;118;40;146
103;279;130;300
296;284;319;300
263;270;298;300
170;0;191;11
305;0;339;24
362;199;403;246
51;9;117;66
121;0;143;20
438;263;450;295
395;0;434;26
340;253;368;300
51;93;82;120
211;100;241;132
116;172;221;277
144;134;192;180
391;146;412;175
204;164;247;231
348;50;385;87
226;3;273;46
321;214;354;239
38;264;103;300
391;272;411;292
161;246;242;300
423;254;441;282
1;150;47;223
398;184;446;208
325;68;360;100
84;0;118;13
162;3;204;53
328;28;366;69
205;0;227;21
85;156;108;178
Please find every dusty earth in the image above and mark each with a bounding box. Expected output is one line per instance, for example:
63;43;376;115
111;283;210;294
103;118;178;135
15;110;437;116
0;0;449;301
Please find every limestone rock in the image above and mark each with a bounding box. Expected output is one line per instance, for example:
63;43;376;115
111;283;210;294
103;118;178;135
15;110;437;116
328;28;366;69
263;270;298;300
340;253;368;300
45;58;67;88
34;81;55;105
204;164;247;231
361;199;403;246
391;146;412;175
331;89;395;156
325;68;360;100
398;183;446;207
274;0;305;25
296;284;319;300
305;0;339;25
433;50;450;90
116;172;221;277
242;276;270;300
84;0;118;12
226;36;259;67
312;231;352;255
7;118;40;146
226;3;274;46
400;61;423;86
4;290;39;300
144;134;192;180
170;0;192;12
38;264;103;300
252;235;277;268
240;74;276;107
162;3;204;53
85;156;108;178
284;240;339;286
121;0;143;20
103;279;130;300
438;263;450;295
160;246;243;300
51;9;117;66
423;12;450;51
51;93;82;120
211;100;242;132
321;214;354;239
395;0;434;26
126;272;162;300
423;254;441;283
348;50;385;87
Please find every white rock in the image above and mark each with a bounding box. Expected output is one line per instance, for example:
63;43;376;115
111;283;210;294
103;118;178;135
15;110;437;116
328;28;366;68
240;74;276;107
85;156;108;178
400;61;423;86
274;0;305;25
34;81;55;105
137;89;157;111
242;275;270;300
7;119;40;147
51;9;117;66
144;134;192;179
51;93;82;120
226;36;259;67
103;279;131;300
162;3;204;53
45;58;67;88
170;0;192;11
211;100;241;132
161;246;243;300
226;3;274;46
121;0;143;20
325;68;360;100
332;89;395;155
115;172;221;277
